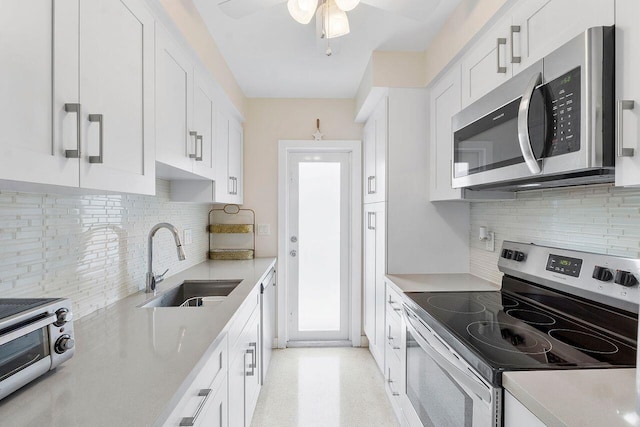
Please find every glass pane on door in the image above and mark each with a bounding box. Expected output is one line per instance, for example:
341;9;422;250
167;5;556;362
297;162;341;331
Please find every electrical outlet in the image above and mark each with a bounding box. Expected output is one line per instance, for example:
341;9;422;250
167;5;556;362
257;224;270;236
184;229;193;245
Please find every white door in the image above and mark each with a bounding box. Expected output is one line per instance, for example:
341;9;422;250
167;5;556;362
287;152;351;343
79;0;155;194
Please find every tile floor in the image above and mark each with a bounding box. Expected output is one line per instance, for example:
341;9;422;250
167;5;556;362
251;347;400;427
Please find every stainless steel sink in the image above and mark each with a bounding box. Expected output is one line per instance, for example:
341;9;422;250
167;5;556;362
138;280;242;308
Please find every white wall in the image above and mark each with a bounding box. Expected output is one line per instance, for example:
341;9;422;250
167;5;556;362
243;98;363;257
0;180;210;319
470;184;640;284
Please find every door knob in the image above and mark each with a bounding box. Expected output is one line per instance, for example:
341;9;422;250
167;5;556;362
290;250;297;257
290;236;297;243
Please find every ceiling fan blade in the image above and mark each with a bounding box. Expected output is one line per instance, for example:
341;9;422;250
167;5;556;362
361;0;442;21
218;0;286;19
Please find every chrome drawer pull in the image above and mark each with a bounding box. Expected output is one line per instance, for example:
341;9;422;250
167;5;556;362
64;103;81;158
88;114;104;164
617;100;635;157
179;388;212;426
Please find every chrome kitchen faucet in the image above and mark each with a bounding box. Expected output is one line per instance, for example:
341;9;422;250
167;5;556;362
146;223;186;293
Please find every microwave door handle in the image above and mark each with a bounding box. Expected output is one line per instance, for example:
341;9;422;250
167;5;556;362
0;313;56;346
403;308;492;403
517;72;543;174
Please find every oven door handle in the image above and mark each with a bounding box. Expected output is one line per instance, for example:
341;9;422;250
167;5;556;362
404;308;492;403
517;71;543;175
0;313;56;346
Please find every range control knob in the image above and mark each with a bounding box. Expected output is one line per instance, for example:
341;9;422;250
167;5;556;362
54;308;73;327
614;270;638;287
55;335;75;354
513;251;526;262
502;249;514;259
592;266;613;282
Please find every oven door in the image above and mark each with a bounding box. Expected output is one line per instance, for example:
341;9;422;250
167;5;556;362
401;307;500;427
0;313;56;400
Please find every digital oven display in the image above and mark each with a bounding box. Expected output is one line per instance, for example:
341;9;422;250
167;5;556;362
546;254;583;277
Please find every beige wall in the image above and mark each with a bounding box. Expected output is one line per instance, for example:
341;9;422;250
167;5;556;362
424;0;509;85
160;0;246;116
243;99;363;257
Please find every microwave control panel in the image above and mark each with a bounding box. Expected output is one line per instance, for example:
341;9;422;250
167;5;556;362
546;67;581;157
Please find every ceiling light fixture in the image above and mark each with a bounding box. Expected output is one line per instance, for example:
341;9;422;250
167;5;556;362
287;0;359;39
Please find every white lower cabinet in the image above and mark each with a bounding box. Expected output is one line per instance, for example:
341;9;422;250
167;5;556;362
504;391;546;427
163;335;228;426
384;284;405;424
195;375;228;427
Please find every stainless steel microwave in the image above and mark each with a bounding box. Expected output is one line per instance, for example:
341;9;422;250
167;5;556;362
452;26;615;191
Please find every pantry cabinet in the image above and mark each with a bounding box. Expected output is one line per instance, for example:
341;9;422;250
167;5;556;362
614;0;640;187
363;202;386;371
461;0;614;107
0;0;155;195
363;99;387;204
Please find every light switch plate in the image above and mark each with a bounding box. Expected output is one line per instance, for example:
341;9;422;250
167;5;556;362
485;232;495;252
257;224;270;236
184;229;193;245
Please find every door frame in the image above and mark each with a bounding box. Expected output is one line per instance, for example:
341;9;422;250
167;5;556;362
277;140;362;348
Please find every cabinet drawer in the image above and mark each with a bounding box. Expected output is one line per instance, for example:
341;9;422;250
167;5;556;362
163;334;228;426
384;347;402;402
385;310;402;363
385;284;403;323
228;284;260;350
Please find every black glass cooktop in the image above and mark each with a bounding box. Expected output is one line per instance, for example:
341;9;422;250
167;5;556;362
404;278;638;385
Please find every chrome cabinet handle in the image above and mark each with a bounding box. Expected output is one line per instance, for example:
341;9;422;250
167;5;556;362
188;131;198;159
249;342;257;368
290;250;297;257
228;176;234;194
388;299;401;312
64;103;81;158
232;177;238;195
195;135;203;161
179;389;212;426
367;212;376;230
496;38;507;73
616;100;635;157
510;26;521;64
517;72;543;174
367;176;376;194
387;327;400;350
88;114;104;164
246;344;256;376
387;369;400;396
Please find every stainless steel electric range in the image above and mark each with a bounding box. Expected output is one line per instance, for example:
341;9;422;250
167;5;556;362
400;241;639;427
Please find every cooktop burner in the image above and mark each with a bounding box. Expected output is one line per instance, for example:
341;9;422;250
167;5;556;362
548;329;619;354
477;293;519;308
426;295;486;314
467;321;553;355
506;309;556;325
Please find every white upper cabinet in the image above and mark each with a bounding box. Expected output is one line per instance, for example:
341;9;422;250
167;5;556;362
363;97;387;204
429;65;463;201
461;0;614;107
228;119;244;204
0;0;154;195
615;0;640;186
214;110;244;204
192;72;216;180
79;0;155;195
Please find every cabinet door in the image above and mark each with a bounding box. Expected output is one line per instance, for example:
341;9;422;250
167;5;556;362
373;203;386;372
228;118;244;204
244;309;261;427
461;18;512;107
366;98;387;203
429;66;463;201
78;0;155;194
615;0;640;186
512;0;614;74
192;72;216;180
363;118;376;203
156;24;194;173
0;0;79;187
195;376;228;427
214;110;232;203
363;204;377;344
228;347;245;427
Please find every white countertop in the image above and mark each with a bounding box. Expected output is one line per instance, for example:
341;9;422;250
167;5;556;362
0;258;276;427
504;369;639;427
385;273;500;293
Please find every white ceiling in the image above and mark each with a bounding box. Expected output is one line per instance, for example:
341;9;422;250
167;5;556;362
192;0;461;98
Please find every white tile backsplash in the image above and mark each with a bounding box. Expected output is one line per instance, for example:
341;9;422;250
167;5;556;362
470;184;640;284
0;180;211;319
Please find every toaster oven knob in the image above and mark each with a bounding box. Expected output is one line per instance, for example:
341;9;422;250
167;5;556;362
54;308;73;327
55;335;75;354
614;270;638;287
592;266;613;282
